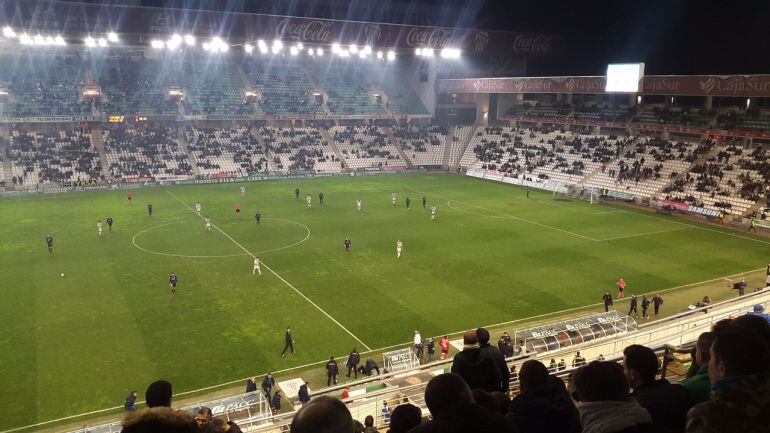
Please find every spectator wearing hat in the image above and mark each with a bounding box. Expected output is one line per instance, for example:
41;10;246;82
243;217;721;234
747;304;770;325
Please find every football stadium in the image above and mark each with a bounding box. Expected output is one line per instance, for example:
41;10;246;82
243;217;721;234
1;1;770;432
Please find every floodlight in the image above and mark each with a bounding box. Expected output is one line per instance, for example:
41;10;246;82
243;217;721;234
55;35;66;46
376;51;383;59
202;42;210;51
605;63;645;93
440;48;461;59
363;45;372;54
349;44;358;54
97;37;107;47
308;48;315;56
272;40;282;49
257;39;267;49
358;51;366;59
297;42;304;50
290;46;299;56
422;48;434;57
244;44;254;54
85;36;96;47
3;26;15;38
317;47;324;56
151;39;165;49
220;44;228;52
339;49;350;58
331;43;340;53
415;48;421;55
184;34;195;46
34;34;45;45
259;45;268;54
387;50;396;61
107;32;119;43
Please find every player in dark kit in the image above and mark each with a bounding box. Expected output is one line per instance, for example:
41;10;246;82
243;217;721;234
169;272;178;295
422;196;427;208
319;192;324;204
106;217;114;232
344;237;351;254
281;327;295;356
255;211;261;224
46;234;54;253
405;197;411;209
147;203;153;216
295;188;300;200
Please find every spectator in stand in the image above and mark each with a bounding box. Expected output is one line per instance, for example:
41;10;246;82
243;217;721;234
478;327;510;392
145;379;173;408
363;415;379;433
746;304;770;325
211;418;243;433
507;360;580;433
571;361;654;433
623;344;690;432
124;390;138;412
680;332;716;405
121;406;195;433
572;352;586;368
381;401;391;426
686;325;770;433
410;373;515;433
389;403;422;432
194;407;213;431
290;395;354;433
498;332;514;358
451;330;502;392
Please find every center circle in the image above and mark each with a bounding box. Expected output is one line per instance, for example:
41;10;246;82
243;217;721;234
132;218;311;258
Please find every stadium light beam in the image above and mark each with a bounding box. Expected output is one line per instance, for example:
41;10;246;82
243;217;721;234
84;36;96;47
376;51;383;59
3;26;16;38
440;48;461;59
290;46;299;56
184;34;195;46
387;50;396;61
244;43;254;54
107;32;119;43
151;39;165;49
331;42;340;53
349;44;358;54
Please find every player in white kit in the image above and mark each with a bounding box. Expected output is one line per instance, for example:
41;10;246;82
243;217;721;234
396;240;403;258
195;202;201;214
392;192;397;205
431;204;437;221
253;257;262;275
97;220;103;236
240;186;246;197
205;217;211;231
356;199;362;211
306;194;312;208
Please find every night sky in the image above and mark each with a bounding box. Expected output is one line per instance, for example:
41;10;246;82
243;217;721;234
57;0;770;76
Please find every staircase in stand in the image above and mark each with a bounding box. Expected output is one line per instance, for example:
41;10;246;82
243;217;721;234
89;127;111;181
253;126;280;173
384;127;414;168
455;125;478;167
319;128;347;171
441;125;457;168
0;127;13;188
176;127;199;175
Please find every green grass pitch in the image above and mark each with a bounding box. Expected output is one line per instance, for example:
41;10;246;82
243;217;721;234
2;172;769;430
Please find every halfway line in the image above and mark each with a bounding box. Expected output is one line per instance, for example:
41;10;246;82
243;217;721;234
164;189;372;351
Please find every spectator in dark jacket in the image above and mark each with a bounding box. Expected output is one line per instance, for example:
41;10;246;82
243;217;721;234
507;360;580;433
271;390;282;412
389;403;422;433
298;382;311;406
261;373;275;400
451;330;502;392
145;380;173;408
326;357;340;386
572;361;654;433
346;348;361;378
623;344;690;433
290;396;354;433
478;327;511;392
409;373;516;433
121;406;196;433
124;391;138;412
245;377;257;393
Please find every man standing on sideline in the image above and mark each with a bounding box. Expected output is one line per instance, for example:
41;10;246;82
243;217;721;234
439;335;450;359
246;376;257;393
617;277;626;299
298;382;310;406
426;338;436;362
346;348;360;378
413;330;422;354
749;216;757;232
628;294;639;318
326;357;339;386
124;391;137;411
603;291;613;312
262;373;275;401
295;188;300;200
281;327;295;356
641;295;651;319
477;327;510;392
653;294;663;316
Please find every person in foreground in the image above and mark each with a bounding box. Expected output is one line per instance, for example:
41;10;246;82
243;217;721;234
409;373;516;433
685;324;770;433
571;361;653;433
290;395;354;433
507;360;580;433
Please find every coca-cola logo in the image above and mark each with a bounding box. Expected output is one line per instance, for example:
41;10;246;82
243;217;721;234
405;27;455;48
275;18;333;42
699;77;717;94
512;34;552;53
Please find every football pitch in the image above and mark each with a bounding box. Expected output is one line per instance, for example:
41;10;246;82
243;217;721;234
2;172;770;430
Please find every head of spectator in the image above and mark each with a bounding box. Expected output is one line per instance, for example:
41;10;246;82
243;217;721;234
732;313;770;347
623;345;659;389
694;332;716;369
424;373;474;417
363;415;375;428
709;326;770;382
572;361;652;433
121;407;196;433
290;395;354;433
472;389;501;413
463;330;478;348
388;403;422;433
195;407;212;430
519;360;549;393
476;327;491;346
145;380;173;408
509;360;580;433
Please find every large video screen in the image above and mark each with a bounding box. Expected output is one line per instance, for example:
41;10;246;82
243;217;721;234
605;63;645;93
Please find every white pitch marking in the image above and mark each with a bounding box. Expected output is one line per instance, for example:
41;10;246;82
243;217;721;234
594;227;691;242
164;189;372;351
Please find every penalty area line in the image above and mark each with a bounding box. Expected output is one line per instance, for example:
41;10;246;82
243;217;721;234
164;189;372;351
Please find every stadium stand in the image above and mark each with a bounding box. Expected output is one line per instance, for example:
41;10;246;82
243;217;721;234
185;126;267;175
314;62;384;115
243;61;324;116
7;128;102;186
330;125;404;169
263;127;340;173
391;123;449;166
104;126;192;178
92;56;180;116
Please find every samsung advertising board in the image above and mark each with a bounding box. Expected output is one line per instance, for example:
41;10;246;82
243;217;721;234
605;63;645;93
